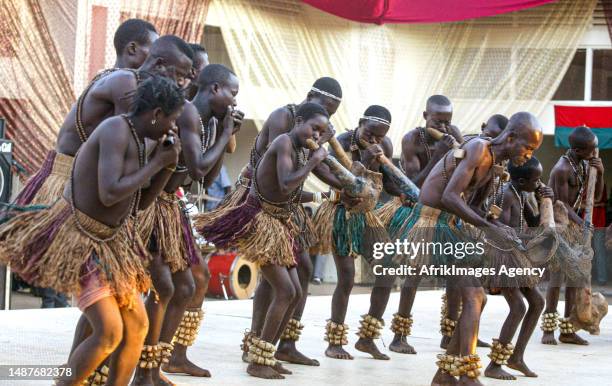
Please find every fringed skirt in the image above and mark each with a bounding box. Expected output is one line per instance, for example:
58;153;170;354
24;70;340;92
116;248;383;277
549;220;592;285
215;165;252;212
375;196;413;239
393;203;480;269
150;192;200;273
197;194;297;267
0;198;150;308
313;200;390;265
14;151;73;206
482;244;540;288
294;204;318;251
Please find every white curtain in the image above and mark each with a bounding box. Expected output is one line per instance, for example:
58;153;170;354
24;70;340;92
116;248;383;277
209;0;596;191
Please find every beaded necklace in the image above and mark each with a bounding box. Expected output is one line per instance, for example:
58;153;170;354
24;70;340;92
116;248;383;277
70;114;144;242
509;182;525;233
562;150;586;211
76;69;141;143
418;127;433;163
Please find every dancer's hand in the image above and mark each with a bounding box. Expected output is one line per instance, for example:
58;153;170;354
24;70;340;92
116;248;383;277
433;134;455;157
362;143;384;166
536;185;554;200
318;123;336;145
154;130;181;167
340;189;363;207
310;146;328;165
589;157;604;175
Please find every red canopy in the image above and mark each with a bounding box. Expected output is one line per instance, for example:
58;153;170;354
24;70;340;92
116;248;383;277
302;0;556;24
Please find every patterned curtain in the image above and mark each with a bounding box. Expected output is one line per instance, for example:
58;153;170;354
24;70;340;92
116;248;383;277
0;0;211;178
0;0;76;175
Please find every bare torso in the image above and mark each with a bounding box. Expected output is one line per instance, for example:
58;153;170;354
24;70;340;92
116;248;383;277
56;70;139;156
66;116;142;227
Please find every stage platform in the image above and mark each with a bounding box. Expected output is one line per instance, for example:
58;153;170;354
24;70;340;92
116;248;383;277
0;290;610;385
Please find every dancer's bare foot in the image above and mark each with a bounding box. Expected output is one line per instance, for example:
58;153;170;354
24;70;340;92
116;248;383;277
507;356;538;377
477;339;491;348
155;371;175;386
276;341;320;366
162;358;211;377
354;338;390;360
484;363;516;380
131;370;154;386
247;364;284;379
458;375;484;385
325;344;354;360
390;335;416;354
272;362;292;375
541;331;557;345
431;369;458;386
559;332;589;345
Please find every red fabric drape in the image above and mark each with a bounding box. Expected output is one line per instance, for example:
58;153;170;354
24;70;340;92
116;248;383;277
303;0;556;24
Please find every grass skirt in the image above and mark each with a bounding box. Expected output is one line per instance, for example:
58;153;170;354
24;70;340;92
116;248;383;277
14;151;73;206
313;199;390;265
150;192;200;273
375;197;414;240
196;194;297;267
294;204;318;251
0;198;150;308
482;243;540;288
550;220;592;285
393;203;480;269
214;165;251;213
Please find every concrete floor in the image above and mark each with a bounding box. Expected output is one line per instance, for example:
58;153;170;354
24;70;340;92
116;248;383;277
0;290;610;386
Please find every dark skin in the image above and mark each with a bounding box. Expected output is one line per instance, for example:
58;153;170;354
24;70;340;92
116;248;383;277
427;115;543;386
322;122;398;361
246;116;328;379
59;109;182;386
185;51;210;101
160;79;243;380
134;77;243;385
484;166;551;380
113;31;159;70
56;49;192;157
245;92;340;367
397;102;465;354
542;137;604;346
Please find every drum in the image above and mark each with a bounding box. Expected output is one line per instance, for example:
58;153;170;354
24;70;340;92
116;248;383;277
207;252;258;300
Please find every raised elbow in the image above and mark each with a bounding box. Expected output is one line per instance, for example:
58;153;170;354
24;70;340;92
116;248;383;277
99;191;120;207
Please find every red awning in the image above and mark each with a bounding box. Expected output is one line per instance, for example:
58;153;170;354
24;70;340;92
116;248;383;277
302;0;556;24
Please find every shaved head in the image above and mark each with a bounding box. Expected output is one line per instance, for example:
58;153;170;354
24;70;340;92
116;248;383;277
426;95;452;113
497;112;543;166
506;112;541;136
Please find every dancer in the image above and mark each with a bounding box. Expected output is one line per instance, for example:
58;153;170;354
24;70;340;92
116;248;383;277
541;126;604;346
0;76;183;385
483;157;552;380
197;103;330;379
313;105;404;360
394;112;543;386
132;64;243;385
374;96;468;355
112;19;159;70
230;77;342;367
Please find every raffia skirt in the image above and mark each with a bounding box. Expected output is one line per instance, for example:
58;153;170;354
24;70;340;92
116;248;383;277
146;192;200;273
0;198;150;308
196;194;297;267
312;199;390;266
14;151;73;206
393;203;481;270
375;196;414;239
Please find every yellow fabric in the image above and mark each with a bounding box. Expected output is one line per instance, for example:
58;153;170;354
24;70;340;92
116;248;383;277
209;0;596;192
